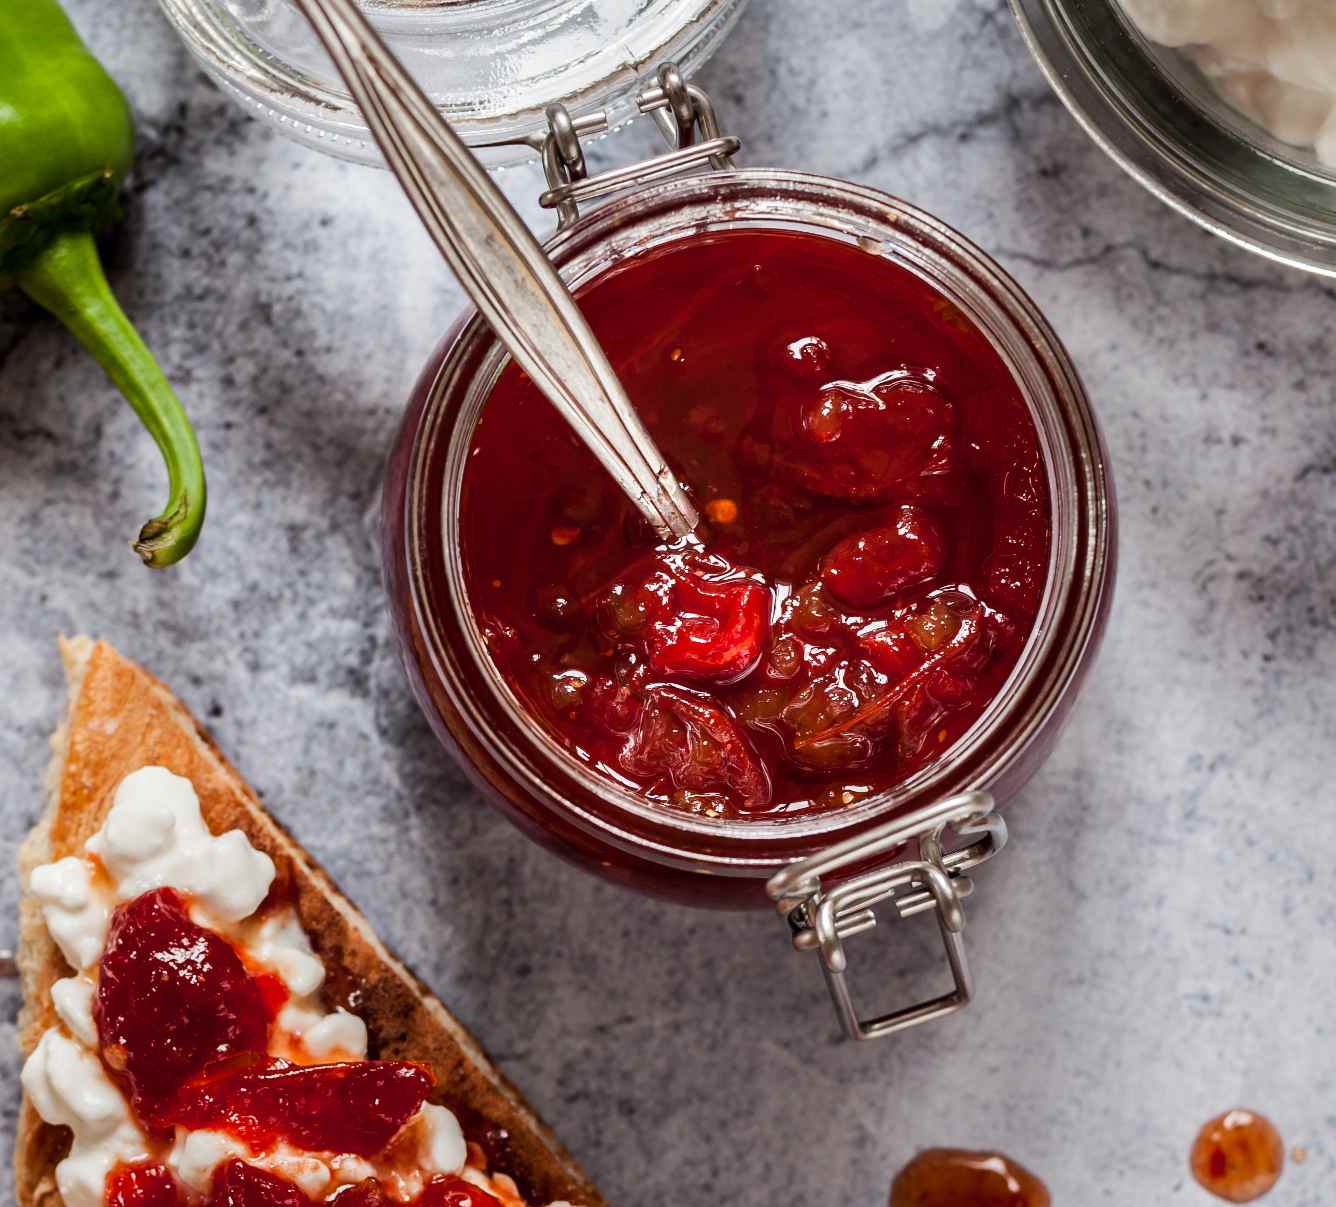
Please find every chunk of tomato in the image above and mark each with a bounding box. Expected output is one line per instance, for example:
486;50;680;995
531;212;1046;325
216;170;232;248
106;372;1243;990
172;1060;433;1157
106;1164;184;1207
820;505;946;608
776;371;955;500
609;554;771;685
95;888;270;1128
207;1162;312;1207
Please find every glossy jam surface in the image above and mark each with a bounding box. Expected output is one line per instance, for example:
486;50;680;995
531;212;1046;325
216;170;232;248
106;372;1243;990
1190;1109;1285;1202
209;1162;311;1207
95;889;446;1206
173;1061;433;1156
889;1148;1050;1206
109;1163;503;1207
461;230;1050;817
95;888;271;1127
106;1164;182;1207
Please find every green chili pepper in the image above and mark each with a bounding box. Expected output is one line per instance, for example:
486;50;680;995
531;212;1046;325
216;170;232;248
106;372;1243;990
1;0;206;567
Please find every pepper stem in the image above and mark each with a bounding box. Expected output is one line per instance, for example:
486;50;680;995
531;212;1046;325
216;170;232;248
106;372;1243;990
18;228;206;567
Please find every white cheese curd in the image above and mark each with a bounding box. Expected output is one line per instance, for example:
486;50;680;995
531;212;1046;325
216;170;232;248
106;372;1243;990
246;909;327;998
244;908;369;1060
86;765;276;924
328;1155;379;1188
50;976;98;1048
296;1007;369;1060
29;767;276;970
262;1148;334;1199
1120;0;1336;164
417;1103;468;1176
168;1129;251;1195
362;1104;472;1202
459;1166;525;1204
28;857;111;971
168;1131;333;1201
272;990;369;1060
20;1030;150;1207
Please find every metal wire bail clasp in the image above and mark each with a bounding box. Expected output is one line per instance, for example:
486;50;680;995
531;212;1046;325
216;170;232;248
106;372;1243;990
539;62;741;228
766;792;1007;1042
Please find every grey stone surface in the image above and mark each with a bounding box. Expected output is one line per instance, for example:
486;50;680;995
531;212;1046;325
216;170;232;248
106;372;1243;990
4;0;1336;1202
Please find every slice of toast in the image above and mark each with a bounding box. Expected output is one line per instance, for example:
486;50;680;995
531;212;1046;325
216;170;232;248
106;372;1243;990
15;637;605;1207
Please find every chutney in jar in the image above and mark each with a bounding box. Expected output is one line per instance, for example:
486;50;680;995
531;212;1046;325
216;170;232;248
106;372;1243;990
460;229;1050;820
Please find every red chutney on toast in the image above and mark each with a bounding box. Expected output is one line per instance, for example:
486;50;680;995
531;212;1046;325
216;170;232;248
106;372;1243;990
22;765;568;1207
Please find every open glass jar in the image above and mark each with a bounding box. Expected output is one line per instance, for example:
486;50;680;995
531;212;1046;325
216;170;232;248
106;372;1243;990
156;0;747;166
382;73;1116;1037
1011;0;1336;274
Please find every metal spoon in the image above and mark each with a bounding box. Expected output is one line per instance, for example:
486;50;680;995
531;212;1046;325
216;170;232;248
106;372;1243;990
291;0;700;542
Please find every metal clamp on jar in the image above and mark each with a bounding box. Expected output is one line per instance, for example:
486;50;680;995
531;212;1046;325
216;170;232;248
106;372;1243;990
530;64;740;228
767;791;1007;1040
382;64;1115;1040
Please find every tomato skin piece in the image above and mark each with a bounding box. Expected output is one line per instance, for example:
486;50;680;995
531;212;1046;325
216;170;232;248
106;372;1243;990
105;1163;184;1207
95;888;270;1128
415;1176;503;1207
619;684;771;810
820;505;946;609
172;1060;434;1157
207;1161;313;1207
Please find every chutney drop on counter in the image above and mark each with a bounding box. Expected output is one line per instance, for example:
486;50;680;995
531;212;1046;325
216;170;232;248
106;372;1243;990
1190;1109;1285;1203
461;229;1051;820
889;1148;1050;1206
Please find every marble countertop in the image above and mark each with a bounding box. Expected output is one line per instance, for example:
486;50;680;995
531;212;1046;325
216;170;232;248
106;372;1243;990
4;1;1336;1203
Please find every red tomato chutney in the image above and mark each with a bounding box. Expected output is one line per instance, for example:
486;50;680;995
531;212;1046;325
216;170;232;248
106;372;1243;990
460;229;1049;819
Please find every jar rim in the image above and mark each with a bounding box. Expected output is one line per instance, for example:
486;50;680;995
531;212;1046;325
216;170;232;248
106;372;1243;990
401;167;1114;873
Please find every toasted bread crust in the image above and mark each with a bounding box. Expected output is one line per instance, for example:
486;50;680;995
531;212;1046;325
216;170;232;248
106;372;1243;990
15;638;604;1207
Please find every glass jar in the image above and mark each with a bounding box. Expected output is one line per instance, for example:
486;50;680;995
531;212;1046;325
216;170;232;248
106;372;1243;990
1010;0;1336;275
155;0;748;167
381;82;1116;1037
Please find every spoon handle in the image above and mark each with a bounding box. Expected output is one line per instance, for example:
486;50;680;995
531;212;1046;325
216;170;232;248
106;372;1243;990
291;0;700;542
